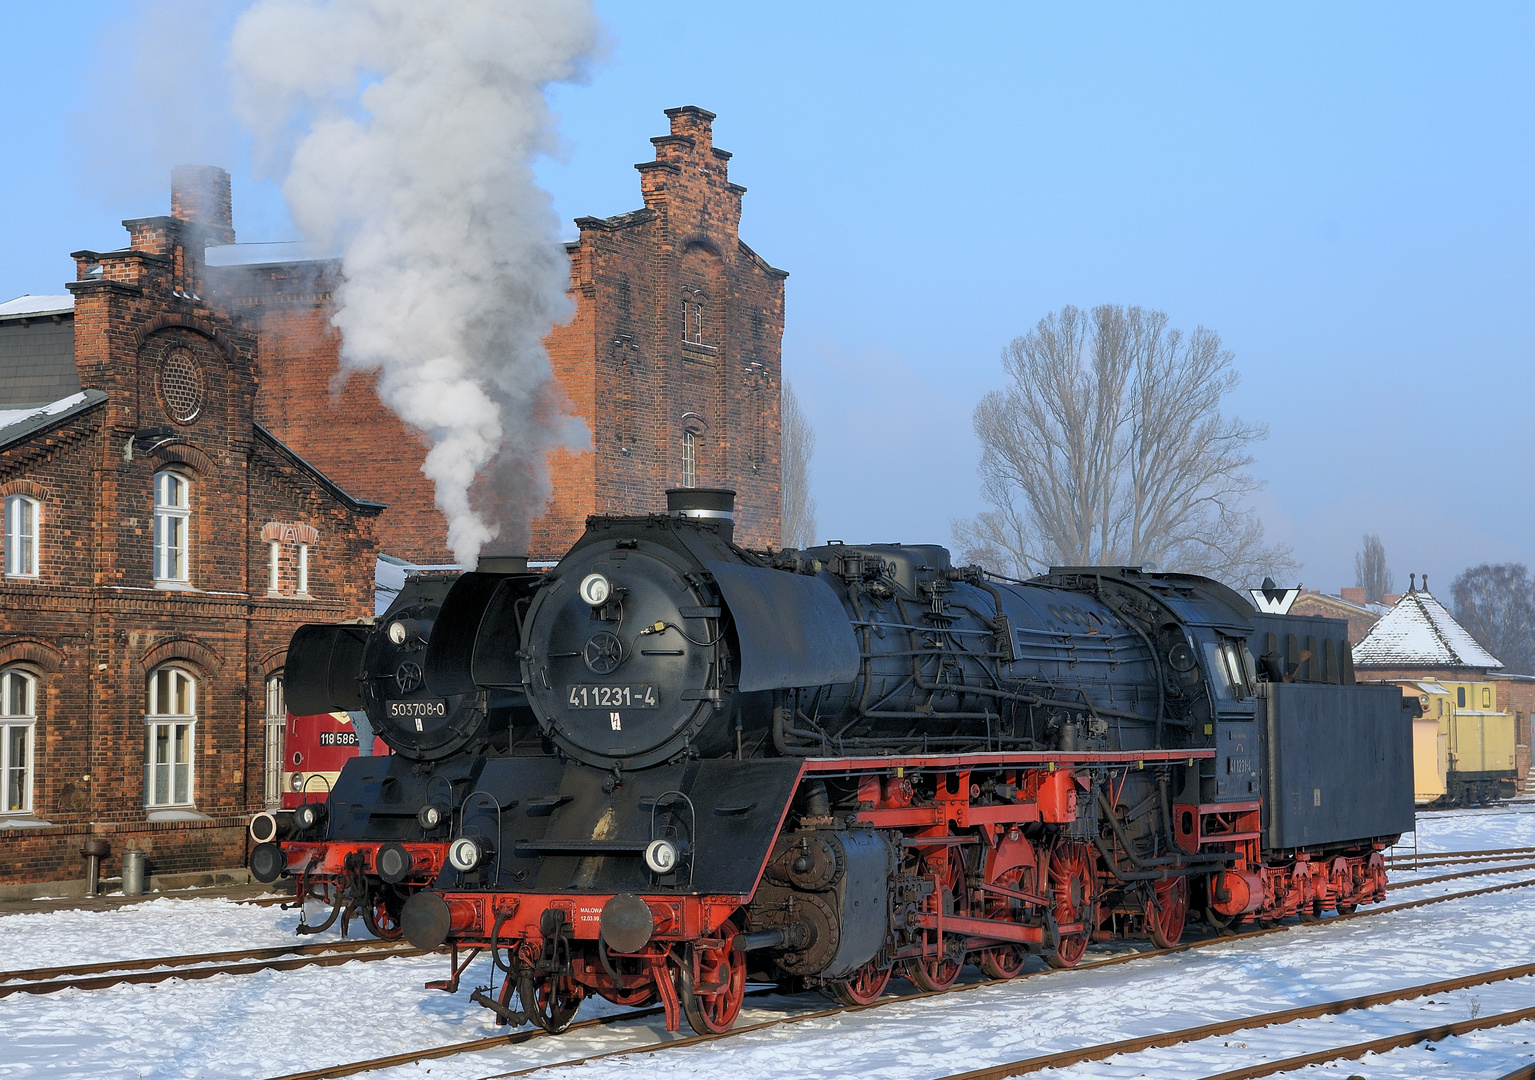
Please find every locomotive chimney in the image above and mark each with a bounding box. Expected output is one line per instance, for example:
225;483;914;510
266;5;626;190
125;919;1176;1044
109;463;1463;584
666;488;735;539
477;554;529;574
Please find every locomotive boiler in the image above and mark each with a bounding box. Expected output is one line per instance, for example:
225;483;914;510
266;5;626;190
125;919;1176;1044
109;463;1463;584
375;489;1414;1036
248;565;535;937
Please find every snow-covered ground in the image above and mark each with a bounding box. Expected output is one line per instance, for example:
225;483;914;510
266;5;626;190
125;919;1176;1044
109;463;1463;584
2;805;1533;1080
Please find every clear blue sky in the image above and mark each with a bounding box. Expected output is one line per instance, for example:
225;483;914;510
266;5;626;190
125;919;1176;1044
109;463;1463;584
4;2;1532;593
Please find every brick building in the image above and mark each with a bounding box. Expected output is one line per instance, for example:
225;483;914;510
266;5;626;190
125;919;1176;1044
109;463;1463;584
210;105;786;564
1288;588;1391;645
0;202;381;893
0;106;783;890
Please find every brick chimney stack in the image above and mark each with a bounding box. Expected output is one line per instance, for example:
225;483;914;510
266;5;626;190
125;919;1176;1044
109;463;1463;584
665;105;715;151
171;165;235;246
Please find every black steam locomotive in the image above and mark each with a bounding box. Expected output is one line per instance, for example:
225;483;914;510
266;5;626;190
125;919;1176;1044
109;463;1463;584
269;488;1414;1036
247;569;533;936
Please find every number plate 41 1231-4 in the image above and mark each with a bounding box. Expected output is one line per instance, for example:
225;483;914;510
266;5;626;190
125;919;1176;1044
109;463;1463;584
567;684;658;709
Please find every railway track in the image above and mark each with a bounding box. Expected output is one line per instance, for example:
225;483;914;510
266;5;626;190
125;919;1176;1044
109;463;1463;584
929;962;1535;1080
1387;845;1535;869
0;939;425;998
1386;859;1535;890
257;873;1535;1080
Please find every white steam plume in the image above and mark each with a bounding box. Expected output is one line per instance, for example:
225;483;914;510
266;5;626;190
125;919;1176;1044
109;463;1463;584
229;0;598;566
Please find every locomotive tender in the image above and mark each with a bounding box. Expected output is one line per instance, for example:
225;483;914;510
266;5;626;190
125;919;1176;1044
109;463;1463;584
269;488;1414;1035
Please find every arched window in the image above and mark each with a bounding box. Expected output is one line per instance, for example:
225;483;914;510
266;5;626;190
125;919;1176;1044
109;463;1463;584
4;495;38;577
145;666;196;807
153;472;190;583
264;673;285;809
681;288;709;347
681;430;698;489
0;669;36;814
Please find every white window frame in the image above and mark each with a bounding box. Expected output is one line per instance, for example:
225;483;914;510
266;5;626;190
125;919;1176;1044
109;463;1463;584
4;494;39;578
153;472;191;584
0;669;36;815
263;674;286;809
297;542;309;595
681;430;698;489
267;541;281;594
145;666;196;808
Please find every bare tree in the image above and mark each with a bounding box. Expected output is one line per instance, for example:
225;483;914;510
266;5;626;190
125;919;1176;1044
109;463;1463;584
780;380;818;548
1354;534;1393;603
952;304;1295;586
1452;563;1535;675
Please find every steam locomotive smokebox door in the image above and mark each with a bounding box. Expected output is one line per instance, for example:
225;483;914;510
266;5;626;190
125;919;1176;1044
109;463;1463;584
704;562;860;692
1262;682;1414;848
284;624;368;714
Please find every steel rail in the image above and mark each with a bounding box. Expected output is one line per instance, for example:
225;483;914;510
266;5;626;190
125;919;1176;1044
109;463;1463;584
0;938;406;984
1387;847;1535;869
1386;844;1535;865
1385;860;1535;890
0;942;426;998
936;963;1535;1080
257;875;1535;1080
1190;1004;1535;1080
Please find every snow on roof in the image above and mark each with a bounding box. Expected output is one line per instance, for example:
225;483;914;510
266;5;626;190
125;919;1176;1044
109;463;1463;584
0;390;91;431
0;294;75;320
1352;590;1503;670
0;389;106;450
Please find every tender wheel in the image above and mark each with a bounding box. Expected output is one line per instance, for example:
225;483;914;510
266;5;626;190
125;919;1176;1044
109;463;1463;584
1044;841;1097;969
680;931;747;1035
832;958;892;1005
522;971;582;1034
1146;877;1188;949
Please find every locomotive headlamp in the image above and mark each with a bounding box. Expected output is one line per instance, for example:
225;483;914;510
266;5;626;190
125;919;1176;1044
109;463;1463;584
387;618;424;646
579;572;612;607
417;804;444;829
294;802;327;831
290;773;304;792
644;838;687;875
448;836;490;872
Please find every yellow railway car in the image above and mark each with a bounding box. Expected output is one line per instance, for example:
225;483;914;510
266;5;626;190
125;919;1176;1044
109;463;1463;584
1392;679;1517;806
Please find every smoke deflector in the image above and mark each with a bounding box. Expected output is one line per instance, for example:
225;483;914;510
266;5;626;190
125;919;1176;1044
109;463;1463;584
704;561;861;692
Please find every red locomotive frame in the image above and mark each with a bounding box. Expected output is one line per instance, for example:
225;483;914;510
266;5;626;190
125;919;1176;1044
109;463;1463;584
424;748;1390;1033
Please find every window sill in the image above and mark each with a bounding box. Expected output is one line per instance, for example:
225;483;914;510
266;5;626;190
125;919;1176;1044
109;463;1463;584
154;580;198;593
681;340;718;355
145;808;211;822
0;815;52;829
4;573;39;581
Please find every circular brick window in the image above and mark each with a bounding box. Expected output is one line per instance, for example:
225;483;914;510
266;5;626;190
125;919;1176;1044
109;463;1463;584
159;349;205;424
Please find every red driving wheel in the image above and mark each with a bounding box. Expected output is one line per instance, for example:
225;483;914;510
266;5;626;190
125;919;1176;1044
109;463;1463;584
1045;841;1097;969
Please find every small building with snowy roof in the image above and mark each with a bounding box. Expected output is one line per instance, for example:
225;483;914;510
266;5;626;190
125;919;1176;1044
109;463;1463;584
1352;585;1503;674
1352;583;1531;794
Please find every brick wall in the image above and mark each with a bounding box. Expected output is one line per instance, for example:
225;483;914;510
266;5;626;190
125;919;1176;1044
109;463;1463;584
207;105;786;565
533;106;786;560
0;205;379;887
